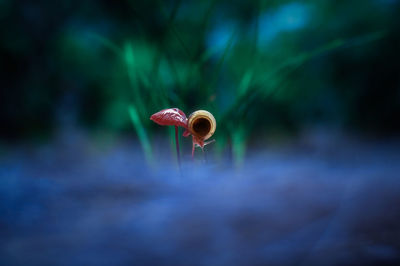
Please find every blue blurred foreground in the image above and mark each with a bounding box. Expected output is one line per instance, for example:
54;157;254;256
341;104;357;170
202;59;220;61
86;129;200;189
1;132;399;266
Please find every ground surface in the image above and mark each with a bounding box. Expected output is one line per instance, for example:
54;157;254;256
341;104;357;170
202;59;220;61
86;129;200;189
1;132;400;265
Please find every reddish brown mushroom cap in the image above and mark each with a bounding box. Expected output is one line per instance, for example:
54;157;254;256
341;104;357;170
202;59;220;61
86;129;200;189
150;108;188;128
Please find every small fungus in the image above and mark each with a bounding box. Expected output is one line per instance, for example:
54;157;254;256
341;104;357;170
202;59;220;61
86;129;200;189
150;108;216;160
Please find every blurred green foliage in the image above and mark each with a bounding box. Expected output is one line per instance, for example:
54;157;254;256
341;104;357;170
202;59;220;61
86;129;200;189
1;0;400;162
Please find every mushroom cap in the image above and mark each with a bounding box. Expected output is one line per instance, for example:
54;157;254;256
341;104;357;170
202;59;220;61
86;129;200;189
187;110;216;140
150;108;188;128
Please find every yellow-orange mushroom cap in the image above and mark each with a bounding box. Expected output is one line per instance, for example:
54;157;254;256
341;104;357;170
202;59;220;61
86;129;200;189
187;110;216;141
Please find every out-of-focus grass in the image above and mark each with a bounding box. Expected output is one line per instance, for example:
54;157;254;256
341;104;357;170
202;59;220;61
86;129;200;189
4;0;394;164
128;105;153;164
103;2;388;166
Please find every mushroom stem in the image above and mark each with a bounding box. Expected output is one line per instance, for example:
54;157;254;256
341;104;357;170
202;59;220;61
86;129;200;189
175;125;181;167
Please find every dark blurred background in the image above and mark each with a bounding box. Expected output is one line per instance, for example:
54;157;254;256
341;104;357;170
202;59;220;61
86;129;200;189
1;0;400;156
1;1;400;265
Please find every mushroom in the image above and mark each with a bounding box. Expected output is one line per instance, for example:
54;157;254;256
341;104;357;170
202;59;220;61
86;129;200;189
150;108;216;159
186;110;216;157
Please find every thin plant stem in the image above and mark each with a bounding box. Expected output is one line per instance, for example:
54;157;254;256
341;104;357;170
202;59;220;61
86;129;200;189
175;126;181;167
202;148;207;163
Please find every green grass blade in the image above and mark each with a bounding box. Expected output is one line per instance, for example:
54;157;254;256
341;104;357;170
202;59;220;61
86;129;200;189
232;126;246;168
128;105;153;165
